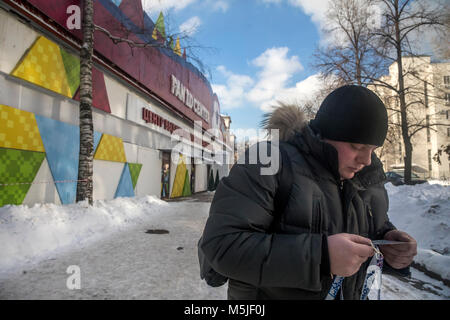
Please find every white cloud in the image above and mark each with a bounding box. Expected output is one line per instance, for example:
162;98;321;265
210;0;229;12
258;0;341;45
179;16;202;36
143;0;230;14
142;0;197;13
212;48;326;113
247;47;303;104
259;74;324;112
212;66;254;110
288;0;330;26
259;0;283;4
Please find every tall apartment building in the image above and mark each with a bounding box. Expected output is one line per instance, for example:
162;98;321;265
370;56;450;180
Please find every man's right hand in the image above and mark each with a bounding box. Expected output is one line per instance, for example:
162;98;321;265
327;233;375;277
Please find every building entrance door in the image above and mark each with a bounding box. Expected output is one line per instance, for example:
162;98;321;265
161;151;171;199
190;158;195;194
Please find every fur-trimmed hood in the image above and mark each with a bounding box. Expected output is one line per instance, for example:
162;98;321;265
261;103;308;142
260;102;386;187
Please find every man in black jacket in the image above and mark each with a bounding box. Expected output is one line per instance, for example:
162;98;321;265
199;85;417;300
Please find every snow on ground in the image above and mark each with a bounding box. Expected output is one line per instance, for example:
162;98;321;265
0;182;449;300
385;182;450;282
428;180;450;186
0;196;170;276
0;198;228;299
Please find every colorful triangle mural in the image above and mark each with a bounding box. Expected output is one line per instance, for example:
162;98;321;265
0;104;45;153
35;115;79;205
59;47;80;97
115;163;135;198
11;36;72;98
174;37;182;56
168;36;174;50
154;12;166;39
94;133;127;163
23;157;62;206
128;162;142;189
181;169;191;197
73;67;111;113
94;131;102;155
0;148;45;206
111;0;123;7
152;27;158;40
170;154;187;198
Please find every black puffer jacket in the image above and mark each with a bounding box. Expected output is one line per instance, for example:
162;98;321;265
200;109;396;300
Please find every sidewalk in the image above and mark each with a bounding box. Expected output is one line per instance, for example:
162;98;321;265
0;199;227;299
0;192;447;299
166;191;216;203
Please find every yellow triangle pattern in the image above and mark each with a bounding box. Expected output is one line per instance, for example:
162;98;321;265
174;38;182;56
11;36;72;98
94;134;127;163
0;104;45;152
170;154;186;198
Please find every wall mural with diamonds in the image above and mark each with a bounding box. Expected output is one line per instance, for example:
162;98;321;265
0;104;143;206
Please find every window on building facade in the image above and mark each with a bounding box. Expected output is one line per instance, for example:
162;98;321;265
448;127;450;137
445;93;450;105
424;81;428;108
444;75;450;88
428;149;432;172
426;115;430;142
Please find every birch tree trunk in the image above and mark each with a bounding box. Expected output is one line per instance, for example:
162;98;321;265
392;0;413;185
76;0;94;204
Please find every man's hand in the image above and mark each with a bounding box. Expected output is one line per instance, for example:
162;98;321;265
380;230;417;269
327;233;375;277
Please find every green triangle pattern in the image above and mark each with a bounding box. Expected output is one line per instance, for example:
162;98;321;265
182;170;191;197
60;47;80;97
155;12;166;39
0;148;45;206
128;163;142;189
168;36;174;50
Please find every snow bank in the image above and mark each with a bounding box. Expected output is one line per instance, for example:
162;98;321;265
414;249;450;281
385;182;450;281
0;196;168;276
427;180;450;186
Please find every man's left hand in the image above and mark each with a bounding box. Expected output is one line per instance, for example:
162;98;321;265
380;230;417;269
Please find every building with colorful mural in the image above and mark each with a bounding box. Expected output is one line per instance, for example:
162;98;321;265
0;0;233;207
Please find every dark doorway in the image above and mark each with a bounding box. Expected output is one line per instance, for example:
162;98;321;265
161;151;171;199
191;158;195;194
207;164;212;191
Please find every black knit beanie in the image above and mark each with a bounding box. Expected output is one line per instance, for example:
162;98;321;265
310;85;388;146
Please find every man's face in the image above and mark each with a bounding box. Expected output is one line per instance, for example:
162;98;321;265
324;140;378;180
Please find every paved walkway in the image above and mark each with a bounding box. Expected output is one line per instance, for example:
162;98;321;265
0;199;227;300
166;191;216;203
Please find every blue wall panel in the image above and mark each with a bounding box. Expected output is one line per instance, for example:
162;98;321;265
35;115;79;204
115;163;135;198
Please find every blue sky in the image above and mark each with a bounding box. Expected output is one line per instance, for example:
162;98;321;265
143;0;331;133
